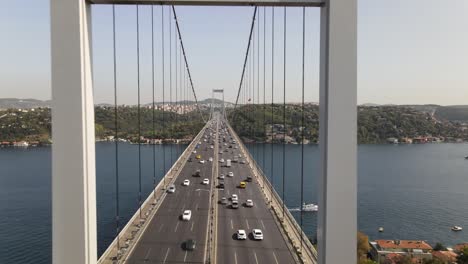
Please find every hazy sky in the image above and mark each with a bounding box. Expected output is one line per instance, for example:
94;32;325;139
1;0;467;105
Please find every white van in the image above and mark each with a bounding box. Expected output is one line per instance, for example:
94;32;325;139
226;159;231;167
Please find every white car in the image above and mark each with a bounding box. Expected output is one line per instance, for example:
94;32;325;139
202;178;210;185
245;199;254;207
219;158;225;163
238;154;242;158
209;157;213;162
192;150;197;154
237;229;247;240
167;184;176;193
199;160;206;164
182;210;192;221
219;174;225;179
219;151;223;154
210;145;214;149
252;229;263;240
231;194;238;201
228;172;234;177
183;179;190;186
240;160;246;164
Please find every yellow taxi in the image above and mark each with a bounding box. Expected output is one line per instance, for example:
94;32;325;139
239;181;247;189
196;155;201;159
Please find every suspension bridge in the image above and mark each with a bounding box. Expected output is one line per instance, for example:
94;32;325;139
50;1;357;264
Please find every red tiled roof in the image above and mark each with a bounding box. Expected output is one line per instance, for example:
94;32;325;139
376;240;432;250
454;243;468;252
432;251;457;262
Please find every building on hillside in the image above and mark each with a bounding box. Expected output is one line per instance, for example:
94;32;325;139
399;137;413;144
369;240;433;263
454;243;468;253
431;250;457;263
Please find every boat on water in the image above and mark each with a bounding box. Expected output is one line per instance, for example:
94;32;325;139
378;227;384;232
288;203;318;212
452;226;463;231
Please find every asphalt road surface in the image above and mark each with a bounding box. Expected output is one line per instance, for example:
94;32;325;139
215;120;296;264
125;117;295;264
126;120;217;264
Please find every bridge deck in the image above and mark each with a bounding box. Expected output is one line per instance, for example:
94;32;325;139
216;121;296;264
101;115;312;263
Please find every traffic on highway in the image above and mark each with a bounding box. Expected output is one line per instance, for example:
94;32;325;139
125;115;296;263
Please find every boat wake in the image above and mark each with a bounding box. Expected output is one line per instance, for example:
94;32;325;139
288;203;318;212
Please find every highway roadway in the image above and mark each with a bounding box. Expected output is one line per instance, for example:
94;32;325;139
126;120;217;264
215;120;296;264
124;116;296;263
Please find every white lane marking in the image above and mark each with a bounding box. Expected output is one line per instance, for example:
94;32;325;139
260;220;266;230
191;221;195;231
234;251;238;264
163;248;171;263
227;190;230;196
195;203;198;209
182;204;186;210
184;250;188;262
198;191;201;197
272;252;279;264
230;219;234;229
144;248;152;261
253;252;259;264
174;222;180;232
158;223;165;232
246;219;250;229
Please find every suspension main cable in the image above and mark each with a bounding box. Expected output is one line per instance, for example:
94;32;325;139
233;7;258;112
171;6;206;123
111;3;120;250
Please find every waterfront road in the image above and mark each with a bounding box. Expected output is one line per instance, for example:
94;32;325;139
216;120;296;264
126;120;217;264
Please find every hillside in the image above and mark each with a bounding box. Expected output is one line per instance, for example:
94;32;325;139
0;98;51;109
434;105;468;122
0;106;206;143
228;104;468;144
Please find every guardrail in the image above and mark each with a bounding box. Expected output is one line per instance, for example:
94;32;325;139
206;118;219;264
226;122;318;264
98;122;210;264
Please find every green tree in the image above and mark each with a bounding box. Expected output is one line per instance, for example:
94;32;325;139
433;242;447;251
423;259;445;264
357;231;370;261
359;260;378;264
457;248;468;264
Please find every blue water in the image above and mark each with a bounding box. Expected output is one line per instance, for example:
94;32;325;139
1;143;468;263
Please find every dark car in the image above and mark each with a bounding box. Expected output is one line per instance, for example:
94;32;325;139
185;239;196;251
218;181;225;189
188;157;193;162
193;170;201;177
246;176;253;182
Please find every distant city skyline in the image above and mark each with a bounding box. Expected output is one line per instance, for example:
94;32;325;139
1;1;467;105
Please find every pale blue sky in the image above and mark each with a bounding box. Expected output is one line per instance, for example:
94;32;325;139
1;1;467;105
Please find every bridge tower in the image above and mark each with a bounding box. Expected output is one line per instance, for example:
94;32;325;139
50;1;357;264
211;89;225;118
